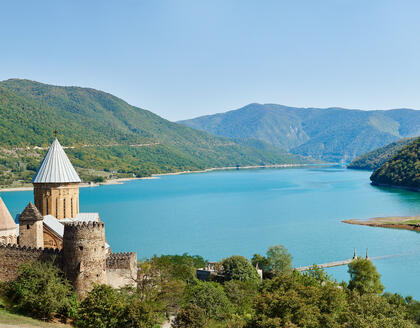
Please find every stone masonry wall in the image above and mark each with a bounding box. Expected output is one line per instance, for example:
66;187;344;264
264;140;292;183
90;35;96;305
106;252;137;289
0;244;62;282
62;221;107;297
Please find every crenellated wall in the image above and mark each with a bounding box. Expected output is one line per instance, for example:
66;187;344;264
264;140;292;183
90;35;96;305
106;252;138;289
0;244;62;282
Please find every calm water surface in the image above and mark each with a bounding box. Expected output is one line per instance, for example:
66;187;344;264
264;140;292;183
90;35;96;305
2;166;420;297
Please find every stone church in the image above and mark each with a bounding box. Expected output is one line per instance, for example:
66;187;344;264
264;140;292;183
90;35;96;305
0;139;137;297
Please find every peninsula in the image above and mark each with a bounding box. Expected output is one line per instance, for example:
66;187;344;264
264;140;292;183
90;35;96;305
342;216;420;232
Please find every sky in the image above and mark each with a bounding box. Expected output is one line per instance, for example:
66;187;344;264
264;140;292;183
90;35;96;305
1;0;420;121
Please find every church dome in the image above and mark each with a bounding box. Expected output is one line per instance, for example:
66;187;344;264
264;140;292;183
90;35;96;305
32;139;81;184
0;197;17;231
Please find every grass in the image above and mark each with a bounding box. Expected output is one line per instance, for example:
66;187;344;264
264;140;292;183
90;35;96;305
0;309;70;328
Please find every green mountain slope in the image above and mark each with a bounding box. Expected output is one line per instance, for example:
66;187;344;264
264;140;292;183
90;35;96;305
0;79;309;187
370;137;420;190
348;138;415;170
179;103;420;162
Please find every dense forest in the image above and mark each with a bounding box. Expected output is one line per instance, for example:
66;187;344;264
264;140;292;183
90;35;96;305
0;79;310;187
179;103;420;162
370;137;420;190
1;247;420;328
348;138;415;170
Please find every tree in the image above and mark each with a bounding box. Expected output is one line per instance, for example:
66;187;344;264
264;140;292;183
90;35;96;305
223;280;258;316
348;258;384;294
221;256;260;284
251;254;271;278
75;285;160;328
6;261;77;321
172;304;206;328
266;245;293;275
347;292;416;328
183;281;233;318
248;271;348;328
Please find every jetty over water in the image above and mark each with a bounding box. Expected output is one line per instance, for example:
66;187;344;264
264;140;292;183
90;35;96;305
295;249;384;272
296;258;354;272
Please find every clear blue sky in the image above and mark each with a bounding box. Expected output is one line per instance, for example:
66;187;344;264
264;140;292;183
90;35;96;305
1;0;420;120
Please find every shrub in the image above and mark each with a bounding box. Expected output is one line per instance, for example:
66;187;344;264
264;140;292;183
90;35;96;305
75;285;160;328
183;281;233;319
172;304;206;328
6;261;77;321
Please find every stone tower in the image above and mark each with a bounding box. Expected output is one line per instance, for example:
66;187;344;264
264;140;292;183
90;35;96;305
62;221;107;297
0;197;17;245
19;203;44;248
32;139;81;219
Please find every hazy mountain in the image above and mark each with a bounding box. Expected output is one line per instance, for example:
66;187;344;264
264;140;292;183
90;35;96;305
179;103;420;162
0;80;309;187
348;138;415;170
370;137;420;190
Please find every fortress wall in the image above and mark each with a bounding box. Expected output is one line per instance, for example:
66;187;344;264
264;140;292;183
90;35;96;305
0;244;61;282
106;252;137;289
62;221;107;297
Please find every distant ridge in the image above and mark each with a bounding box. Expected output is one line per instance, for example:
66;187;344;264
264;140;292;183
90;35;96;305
348;138;415;170
370;137;420;190
0;79;311;187
179;103;420;162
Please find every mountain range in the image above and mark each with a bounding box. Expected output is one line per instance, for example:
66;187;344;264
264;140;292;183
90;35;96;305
179;103;420;163
0;79;308;187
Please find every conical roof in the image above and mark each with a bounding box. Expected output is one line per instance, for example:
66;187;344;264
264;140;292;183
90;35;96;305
19;202;43;223
32;139;81;183
0;197;17;231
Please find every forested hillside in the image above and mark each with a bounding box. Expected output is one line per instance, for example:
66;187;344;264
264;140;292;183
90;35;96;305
0;79;309;187
370;137;420;190
348;138;415;170
179;103;420;162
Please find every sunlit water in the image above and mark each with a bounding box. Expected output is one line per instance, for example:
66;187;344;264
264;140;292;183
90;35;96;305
2;166;420;297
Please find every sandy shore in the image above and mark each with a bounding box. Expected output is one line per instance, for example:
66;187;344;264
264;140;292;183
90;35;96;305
0;163;310;193
342;216;420;232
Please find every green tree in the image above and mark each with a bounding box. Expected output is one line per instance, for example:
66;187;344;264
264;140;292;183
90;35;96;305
266;245;293;275
348;258;384;295
248;271;348;328
183;281;233;318
347;292;416;328
221;256;260;284
6;261;77;321
223;280;258;316
75;285;160;328
251;254;271;278
172;304;206;328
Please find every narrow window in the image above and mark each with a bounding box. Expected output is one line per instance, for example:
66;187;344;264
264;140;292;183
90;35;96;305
46;198;49;214
56;198;58;218
63;199;66;218
27;224;30;229
71;198;73;218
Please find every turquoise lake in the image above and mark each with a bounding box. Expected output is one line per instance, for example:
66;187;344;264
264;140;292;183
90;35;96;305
1;166;420;297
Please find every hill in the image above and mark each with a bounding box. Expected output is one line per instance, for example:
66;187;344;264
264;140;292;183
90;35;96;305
348;138;415;170
179;103;420;162
0;79;309;187
370;137;420;190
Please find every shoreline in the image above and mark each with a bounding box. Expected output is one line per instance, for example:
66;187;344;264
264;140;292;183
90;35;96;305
342;215;420;232
0;163;315;193
371;182;420;192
